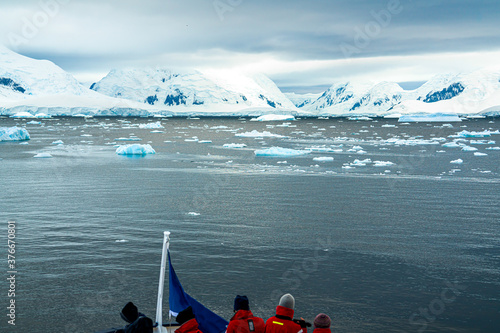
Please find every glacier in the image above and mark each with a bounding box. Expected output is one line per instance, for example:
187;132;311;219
0;127;30;141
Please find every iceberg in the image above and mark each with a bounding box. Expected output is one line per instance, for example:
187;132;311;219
350;158;372;166
33;153;52;158
386;138;440;146
461;146;478;152
0;127;30;141
474;152;488;156
347;116;372;121
11;111;35;118
442;142;461;148
373;161;395;167
398;113;462;122
250;114;295;121
223;143;247;148
254;147;310;157
449;130;498;138
138;121;164;129
116;144;156;155
313;157;334;162
236;130;286;138
450;159;464;164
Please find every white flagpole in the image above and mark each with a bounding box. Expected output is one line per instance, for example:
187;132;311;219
155;231;171;333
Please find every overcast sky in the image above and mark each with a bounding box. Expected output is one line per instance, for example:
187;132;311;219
1;0;500;92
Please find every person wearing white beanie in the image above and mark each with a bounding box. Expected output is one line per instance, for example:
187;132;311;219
264;293;310;333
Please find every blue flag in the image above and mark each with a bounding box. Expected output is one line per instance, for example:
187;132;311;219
168;250;229;333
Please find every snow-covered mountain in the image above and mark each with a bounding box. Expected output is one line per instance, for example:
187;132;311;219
303;69;500;116
0;46;298;117
1;43;500;118
284;92;322;109
90;68;298;114
0;44;152;116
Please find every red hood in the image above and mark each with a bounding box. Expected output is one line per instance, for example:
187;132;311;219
275;305;294;319
231;309;254;321
175;318;199;333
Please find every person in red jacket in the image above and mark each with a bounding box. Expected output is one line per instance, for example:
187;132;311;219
175;306;203;333
312;313;331;333
226;295;265;333
265;294;309;333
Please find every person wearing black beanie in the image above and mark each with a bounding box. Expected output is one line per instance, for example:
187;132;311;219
226;295;265;333
175;306;202;333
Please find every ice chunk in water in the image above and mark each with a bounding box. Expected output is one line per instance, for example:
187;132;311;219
116;144;156;155
33;153;53;158
251;114;295;121
0;127;30;141
236;130;286;138
313;157;334;162
255;147;310;157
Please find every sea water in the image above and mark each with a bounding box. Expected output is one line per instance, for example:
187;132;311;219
0;116;499;332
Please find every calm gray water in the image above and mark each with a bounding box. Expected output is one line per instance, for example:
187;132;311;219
1;116;499;333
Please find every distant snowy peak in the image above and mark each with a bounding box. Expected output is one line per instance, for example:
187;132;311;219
284;92;322;108
0;45;88;97
304;69;500;116
91;68;296;110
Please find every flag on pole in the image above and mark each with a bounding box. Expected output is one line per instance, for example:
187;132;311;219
168;250;229;333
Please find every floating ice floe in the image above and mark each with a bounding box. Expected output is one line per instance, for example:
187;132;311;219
450;159;464;164
386;138;440;146
0;127;30;141
381;124;397;128
250;114;295;121
52;140;64;145
236;130;286;138
442;142;461;148
347;116;372;121
474;152;488;156
115;239;128;243
461;146;478;152
373;161;395;167
223;143;247;148
486;147;500;150
469;140;494;145
255;147;310;157
198;140;212;144
449;130;499;138
139;121;164;129
115;137;142;141
33;153;52;158
187;212;201;216
313;157;334;162
116;144;156;155
398;113;462;122
26;120;41;125
305;146;337;153
350;158;372;166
